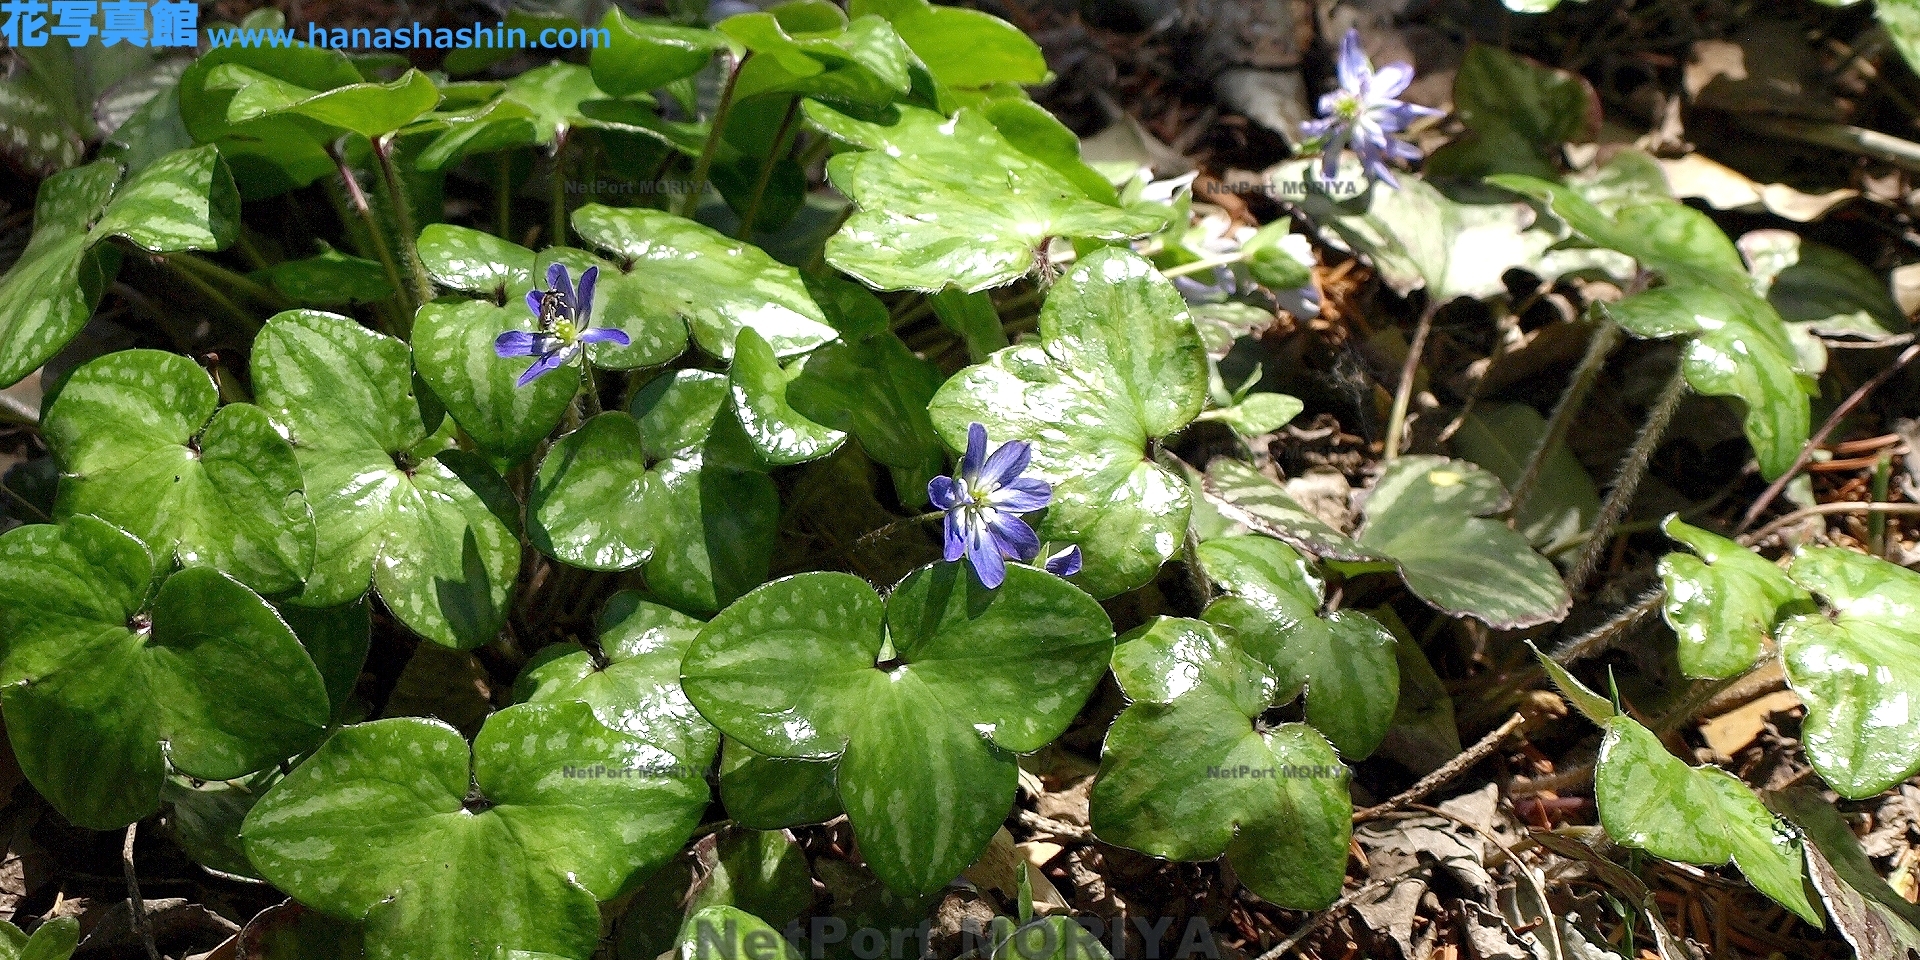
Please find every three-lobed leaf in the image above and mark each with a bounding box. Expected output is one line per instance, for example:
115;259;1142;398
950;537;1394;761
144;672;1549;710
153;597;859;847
1658;517;1807;679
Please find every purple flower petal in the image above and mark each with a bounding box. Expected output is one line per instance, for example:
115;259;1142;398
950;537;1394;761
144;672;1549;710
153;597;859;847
575;265;598;321
975;438;1032;491
929;475;963;511
1044;545;1082;577
546;262;573;306
988;476;1052;513
495;330;541;358
1319;136;1345;181
1337;29;1366;93
577;327;630;345
966;518;1006;588
961;422;988;481
526;288;546;319
942;511;967;562
1371;62;1414;99
985;511;1041;562
515;348;570;387
1300;116;1337;140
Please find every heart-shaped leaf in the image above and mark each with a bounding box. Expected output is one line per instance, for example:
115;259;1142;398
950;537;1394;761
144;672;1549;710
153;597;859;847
1595;713;1817;924
262;245;394;305
1426;45;1594;180
1658;517;1807;679
1089;617;1350;910
243;702;710;960
1604;284;1814;481
528;412;660;571
413;300;576;462
729;329;847;466
417;224;540;299
252;310;520;649
814;102;1164;292
1356;456;1571;628
1779;547;1920;799
516;591;719;770
1;147;238;388
43;349;314;595
572;205;834;360
590;9;726;98
681;907;803;960
178;42;361;196
0;915;78;960
788;326;946;500
43;351;312;591
682;564;1113;895
928;248;1208;597
1198;538;1399;759
0;516;329;829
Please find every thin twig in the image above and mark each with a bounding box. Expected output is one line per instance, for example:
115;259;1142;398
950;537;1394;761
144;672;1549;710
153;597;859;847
1738;341;1920;534
1254;867;1429;960
0;483;50;523
1744;501;1920;545
1354;713;1526;821
123;824;162;960
1383;300;1440;460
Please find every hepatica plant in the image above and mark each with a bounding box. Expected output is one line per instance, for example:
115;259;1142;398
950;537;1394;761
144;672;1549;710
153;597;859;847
0;2;1891;956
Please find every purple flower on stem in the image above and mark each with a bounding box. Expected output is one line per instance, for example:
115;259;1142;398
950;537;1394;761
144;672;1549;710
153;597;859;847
1299;29;1442;188
1043;545;1082;577
494;263;630;386
928;423;1063;589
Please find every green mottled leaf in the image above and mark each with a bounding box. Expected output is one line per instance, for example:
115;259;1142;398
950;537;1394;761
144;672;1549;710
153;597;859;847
178;43;359;197
1605;284;1813;480
208;65;440;139
276;600;372;714
1201;459;1381;563
0;915;77;960
413;299;575;462
517;592;719;772
1199;538;1399;759
43;349;313;595
572;205;833;360
816;103;1163;292
682;564;1113;895
1196;393;1303;436
849;0;1048;91
1490;173;1750;291
1658;517;1807;679
788;329;945;500
929;248;1208;596
591;9;726;98
632;370;734;460
1780;547;1920;799
244;703;709;960
729;329;846;466
1;148;237;388
528;413;659;572
1089;617;1350;910
163;769;278;878
646;451;780;615
253;311;519;648
1426;45;1593;180
1771;784;1920;959
1357;456;1571;628
0;517;328;829
1595;714;1817;924
723;9;914;107
1532;642;1616;724
718;739;842;830
263;245;394;305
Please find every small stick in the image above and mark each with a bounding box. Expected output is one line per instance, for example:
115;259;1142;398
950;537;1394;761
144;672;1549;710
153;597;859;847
124;824;162;960
1253;867;1428;960
1012;808;1090;842
1353;713;1526;821
1738;341;1920;533
1382;300;1440;460
1744;501;1920;545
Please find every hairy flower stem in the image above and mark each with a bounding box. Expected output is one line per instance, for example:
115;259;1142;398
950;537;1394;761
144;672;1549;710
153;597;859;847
681;52;751;220
372;135;435;326
579;360;603;419
549;130;570;245
1506;319;1621;522
739;96;801;239
163;256;262;336
1567;362;1690;593
1547;585;1664;665
1382;299;1440;460
855;510;946;550
328;146;410;331
171;251;290;312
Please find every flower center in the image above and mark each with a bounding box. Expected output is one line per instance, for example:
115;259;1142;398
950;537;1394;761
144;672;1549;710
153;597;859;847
554;319;579;343
1333;92;1362;121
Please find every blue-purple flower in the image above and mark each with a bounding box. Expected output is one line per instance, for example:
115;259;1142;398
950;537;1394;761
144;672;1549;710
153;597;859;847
1300;29;1442;188
494;263;630;386
928;423;1080;588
